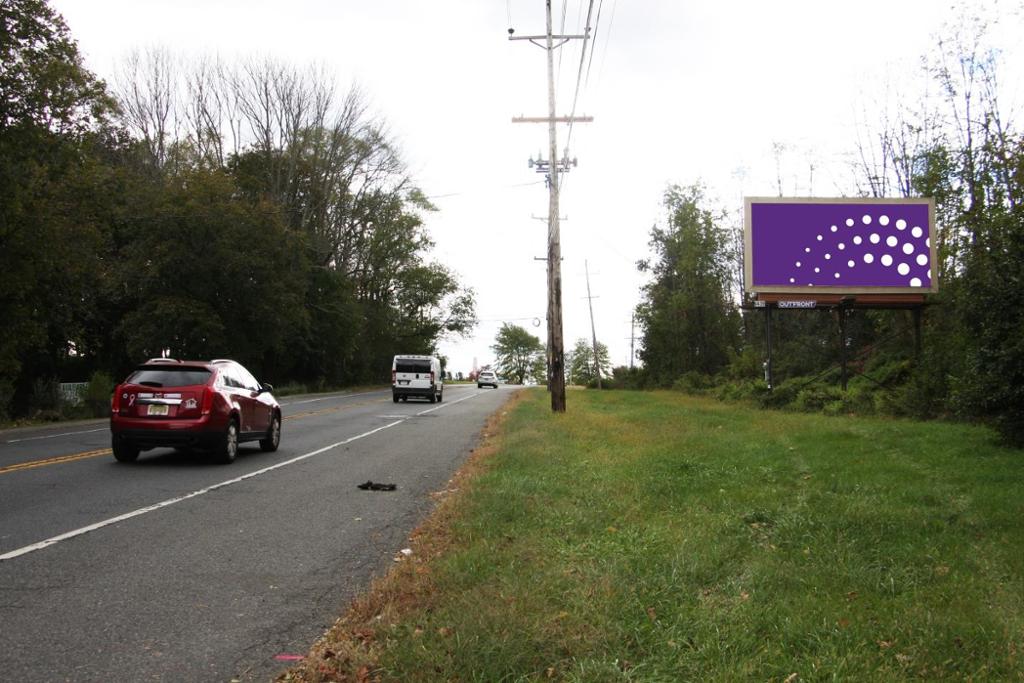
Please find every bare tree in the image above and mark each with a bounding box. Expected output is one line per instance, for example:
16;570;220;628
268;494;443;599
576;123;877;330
115;47;179;171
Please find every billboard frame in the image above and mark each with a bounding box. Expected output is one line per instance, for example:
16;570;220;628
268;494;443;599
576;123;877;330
744;196;937;297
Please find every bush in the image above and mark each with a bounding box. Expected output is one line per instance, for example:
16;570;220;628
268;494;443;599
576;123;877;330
29;377;62;416
714;379;767;403
83;371;115;418
757;379;801;409
0;379;13;422
793;385;844;412
672;371;714;395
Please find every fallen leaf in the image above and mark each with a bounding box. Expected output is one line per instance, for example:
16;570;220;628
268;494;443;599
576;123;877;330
646;607;657;621
838;618;850;629
783;673;798;683
879;640;894;649
846;591;858;601
438;627;453;637
740;591;750;601
935;565;950;576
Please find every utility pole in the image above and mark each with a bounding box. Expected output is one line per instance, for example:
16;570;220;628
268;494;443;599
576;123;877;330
584;260;602;389
629;313;635;370
510;1;591;413
532;214;564;392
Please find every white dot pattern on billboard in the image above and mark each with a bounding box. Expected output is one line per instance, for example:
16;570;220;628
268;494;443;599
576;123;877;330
788;213;929;287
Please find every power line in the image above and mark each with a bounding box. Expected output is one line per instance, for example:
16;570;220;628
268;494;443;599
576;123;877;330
564;0;595;154
595;0;618;87
584;0;605;89
424;179;544;200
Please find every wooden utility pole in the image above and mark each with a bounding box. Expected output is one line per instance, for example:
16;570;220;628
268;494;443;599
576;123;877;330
629;313;635;370
584;260;602;389
510;1;591;412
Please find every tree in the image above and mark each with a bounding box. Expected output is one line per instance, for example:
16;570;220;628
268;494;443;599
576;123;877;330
568;337;611;386
0;0;116;417
636;184;740;385
491;323;545;385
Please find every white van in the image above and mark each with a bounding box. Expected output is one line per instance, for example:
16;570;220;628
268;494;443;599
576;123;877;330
392;355;443;403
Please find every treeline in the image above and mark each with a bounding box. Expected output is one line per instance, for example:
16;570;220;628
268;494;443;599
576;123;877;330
0;1;474;420
629;10;1024;446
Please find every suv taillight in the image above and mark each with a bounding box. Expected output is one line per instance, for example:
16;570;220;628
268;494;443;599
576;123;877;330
430;371;435;384
201;388;214;415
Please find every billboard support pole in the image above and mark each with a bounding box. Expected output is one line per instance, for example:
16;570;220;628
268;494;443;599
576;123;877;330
764;305;774;390
838;304;849;391
913;307;923;359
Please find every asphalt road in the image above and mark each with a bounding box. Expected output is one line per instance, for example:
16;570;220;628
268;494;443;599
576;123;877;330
0;384;515;682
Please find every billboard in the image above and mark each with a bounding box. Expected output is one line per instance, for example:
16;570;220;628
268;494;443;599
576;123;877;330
744;197;936;295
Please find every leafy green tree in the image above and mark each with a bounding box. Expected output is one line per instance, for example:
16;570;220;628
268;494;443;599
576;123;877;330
492;323;545;385
115;167;308;376
568;338;611;386
0;0;116;416
636;184;740;385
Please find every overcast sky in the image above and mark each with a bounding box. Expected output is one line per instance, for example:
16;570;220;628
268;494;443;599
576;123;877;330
51;0;1022;375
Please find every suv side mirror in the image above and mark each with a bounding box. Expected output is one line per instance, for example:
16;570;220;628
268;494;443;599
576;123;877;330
259;382;274;394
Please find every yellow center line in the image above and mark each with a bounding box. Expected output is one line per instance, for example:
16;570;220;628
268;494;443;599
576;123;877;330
0;396;391;475
0;448;112;474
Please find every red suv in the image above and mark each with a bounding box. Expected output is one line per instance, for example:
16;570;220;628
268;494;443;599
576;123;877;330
110;359;281;464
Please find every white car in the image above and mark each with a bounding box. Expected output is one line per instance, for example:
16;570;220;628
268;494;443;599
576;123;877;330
477;370;498;389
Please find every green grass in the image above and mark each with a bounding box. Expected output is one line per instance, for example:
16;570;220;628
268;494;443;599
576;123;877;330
304;389;1024;681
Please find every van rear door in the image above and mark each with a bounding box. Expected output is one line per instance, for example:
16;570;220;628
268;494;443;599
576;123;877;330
394;358;433;391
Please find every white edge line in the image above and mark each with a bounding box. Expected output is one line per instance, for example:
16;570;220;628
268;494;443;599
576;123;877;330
0;420;402;562
6;427;107;444
283;389;387;406
1;389;487;562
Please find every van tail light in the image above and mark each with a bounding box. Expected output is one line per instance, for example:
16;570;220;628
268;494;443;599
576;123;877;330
200;388;214;415
430;371;435;385
391;370;396;384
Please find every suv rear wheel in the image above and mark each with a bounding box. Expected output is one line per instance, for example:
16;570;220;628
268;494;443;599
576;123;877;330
112;436;140;463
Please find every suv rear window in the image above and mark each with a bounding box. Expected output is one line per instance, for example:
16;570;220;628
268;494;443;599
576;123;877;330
396;360;431;373
127;367;212;388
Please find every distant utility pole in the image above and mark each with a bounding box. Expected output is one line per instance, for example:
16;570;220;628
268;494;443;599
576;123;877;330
629;313;635;370
510;1;591;413
584;260;602;389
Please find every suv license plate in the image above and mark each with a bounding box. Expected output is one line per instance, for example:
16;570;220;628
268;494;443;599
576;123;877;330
147;404;169;416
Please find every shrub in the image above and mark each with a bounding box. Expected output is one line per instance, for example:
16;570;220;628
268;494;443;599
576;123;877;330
757;379;801;409
672;371;714;395
793;385;844;412
0;379;13;422
29;377;62;416
83;371;115;418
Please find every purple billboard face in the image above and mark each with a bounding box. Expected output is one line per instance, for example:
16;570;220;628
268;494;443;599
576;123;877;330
745;198;936;293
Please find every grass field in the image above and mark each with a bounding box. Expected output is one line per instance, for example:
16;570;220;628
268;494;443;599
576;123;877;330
283;388;1024;682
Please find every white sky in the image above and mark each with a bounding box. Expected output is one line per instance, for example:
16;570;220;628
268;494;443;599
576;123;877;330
51;0;1022;375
